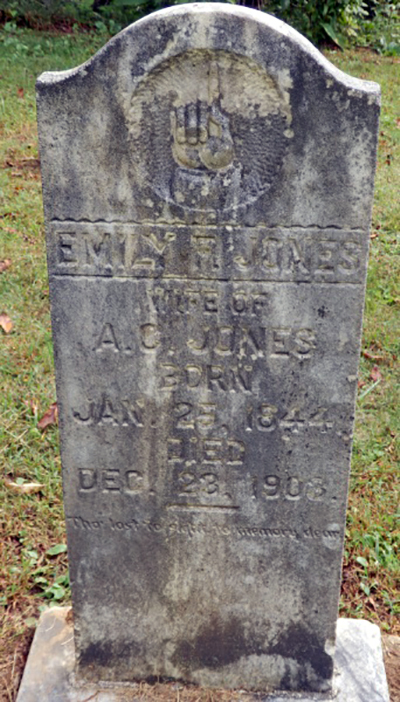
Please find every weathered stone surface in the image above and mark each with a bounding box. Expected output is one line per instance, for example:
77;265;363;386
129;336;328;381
16;609;390;702
36;4;380;693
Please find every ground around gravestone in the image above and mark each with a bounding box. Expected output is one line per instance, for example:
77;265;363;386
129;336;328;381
383;638;400;702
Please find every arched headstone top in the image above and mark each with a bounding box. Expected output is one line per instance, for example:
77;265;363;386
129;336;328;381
37;4;379;227
38;4;379;97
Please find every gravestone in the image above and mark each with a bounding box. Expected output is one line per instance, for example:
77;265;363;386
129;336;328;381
27;3;385;698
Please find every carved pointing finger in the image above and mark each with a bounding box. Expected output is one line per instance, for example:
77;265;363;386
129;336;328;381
175;105;186;144
186;103;198;145
170;83;234;170
198;102;208;144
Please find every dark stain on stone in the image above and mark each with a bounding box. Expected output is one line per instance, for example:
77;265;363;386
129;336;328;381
318;305;328;318
173;617;332;693
172;614;261;673
269;622;333;691
79;640;111;669
79;638;140;670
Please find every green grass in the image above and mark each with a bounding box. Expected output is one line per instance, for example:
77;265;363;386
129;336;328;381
324;48;400;631
0;26;114;698
0;25;399;699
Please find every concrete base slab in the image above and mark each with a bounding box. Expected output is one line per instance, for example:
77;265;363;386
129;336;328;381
16;608;389;702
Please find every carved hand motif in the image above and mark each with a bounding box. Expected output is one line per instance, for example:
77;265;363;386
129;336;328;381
130;51;292;213
171;101;234;171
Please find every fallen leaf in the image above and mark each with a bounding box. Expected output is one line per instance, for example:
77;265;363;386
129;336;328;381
38;402;58;430
362;350;385;362
0;259;12;273
17;87;24;98
4;478;44;494
0;313;13;333
24;398;39;417
370;366;382;382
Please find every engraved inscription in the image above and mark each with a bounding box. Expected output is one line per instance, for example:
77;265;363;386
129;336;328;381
71;394;336;437
78;468;145;493
175;470;220;496
49;222;366;283
160;363;254;392
167;435;245;464
66;515;342;543
246;405;334;434
252;475;327;502
152;288;269;316
185;325;316;359
73;395;144;426
93;321;317;362
169;402;334;435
